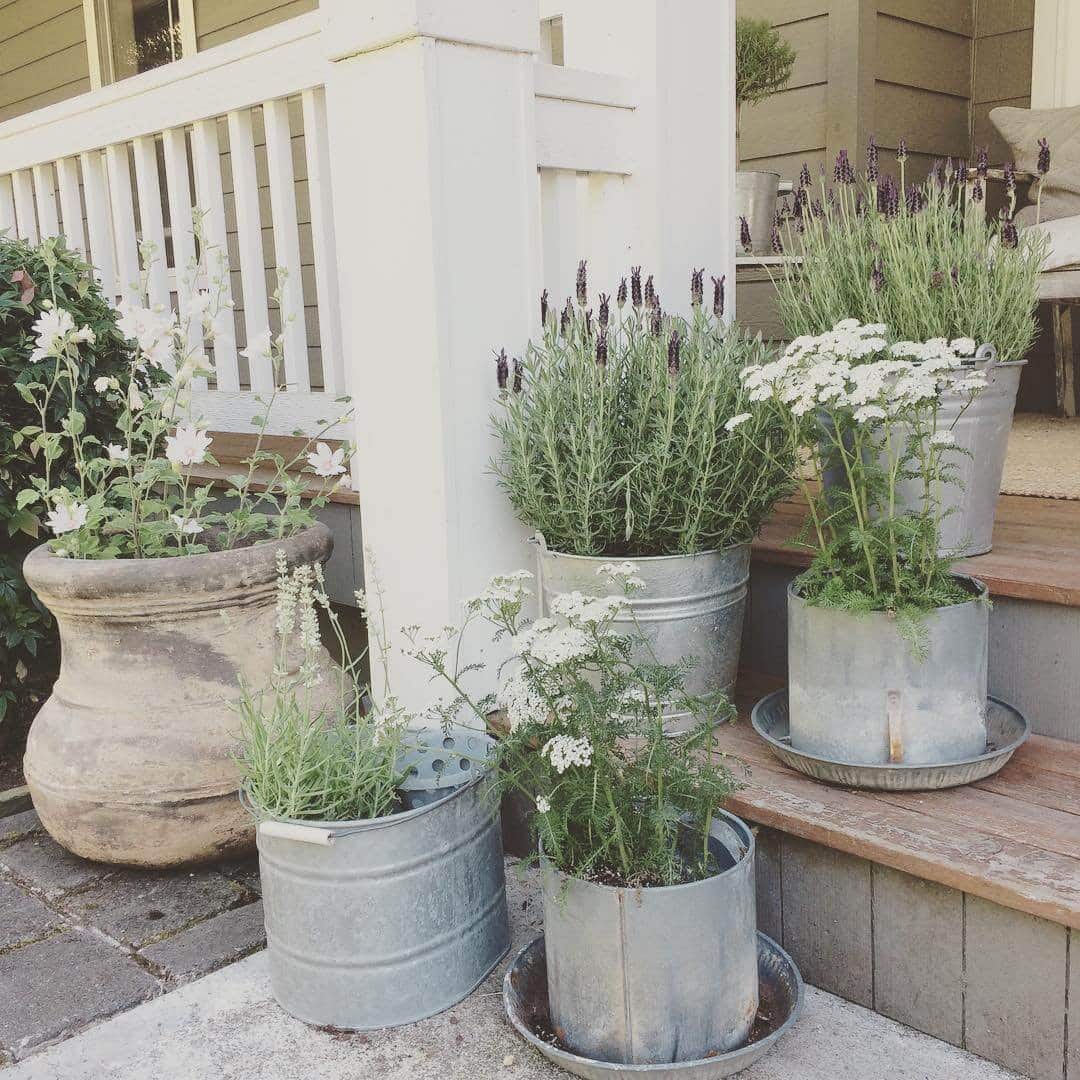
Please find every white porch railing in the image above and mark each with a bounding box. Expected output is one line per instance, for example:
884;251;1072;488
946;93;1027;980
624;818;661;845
0;0;735;703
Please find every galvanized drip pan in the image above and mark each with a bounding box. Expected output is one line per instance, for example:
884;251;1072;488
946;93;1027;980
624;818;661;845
751;689;1029;791
503;933;803;1080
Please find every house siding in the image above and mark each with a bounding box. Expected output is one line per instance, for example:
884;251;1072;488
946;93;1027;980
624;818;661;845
193;0;317;52
0;0;90;123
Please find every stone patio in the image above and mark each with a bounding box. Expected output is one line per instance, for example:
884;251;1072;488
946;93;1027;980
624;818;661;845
0;810;264;1064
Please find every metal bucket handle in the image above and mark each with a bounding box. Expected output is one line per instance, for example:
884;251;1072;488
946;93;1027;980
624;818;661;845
974;342;998;369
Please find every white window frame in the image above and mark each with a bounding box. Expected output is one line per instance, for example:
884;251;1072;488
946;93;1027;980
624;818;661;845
83;0;197;90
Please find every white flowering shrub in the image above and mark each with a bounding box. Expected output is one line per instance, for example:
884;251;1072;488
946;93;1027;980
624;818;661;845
406;568;741;887
741;320;989;638
492;264;794;557
15;216;353;559
234;554;408;822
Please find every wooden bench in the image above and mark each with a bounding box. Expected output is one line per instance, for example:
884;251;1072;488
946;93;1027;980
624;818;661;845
720;673;1079;1080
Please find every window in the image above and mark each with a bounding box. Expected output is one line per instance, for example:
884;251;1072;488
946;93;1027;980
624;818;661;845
87;0;194;86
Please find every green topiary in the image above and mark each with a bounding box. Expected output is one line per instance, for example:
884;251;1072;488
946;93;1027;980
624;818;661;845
735;17;796;139
0;235;153;732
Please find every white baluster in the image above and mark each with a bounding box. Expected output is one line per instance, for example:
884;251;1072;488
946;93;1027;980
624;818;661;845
161;126;203;375
31;164;59;238
55;158;87;255
225;107;273;393
262;97;309;392
0;176;15;238
105;143;141;304
80;150;118;299
190;118;240;392
132;136;171;316
302;86;344;397
540;168;578;304
12;170;38;243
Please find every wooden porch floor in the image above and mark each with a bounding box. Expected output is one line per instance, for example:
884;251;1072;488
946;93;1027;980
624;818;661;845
721;674;1080;931
753;491;1080;607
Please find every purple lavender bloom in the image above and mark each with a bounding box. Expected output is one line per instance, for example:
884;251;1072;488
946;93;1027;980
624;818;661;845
598;292;611;328
834;148;855;184
595;330;608;367
811;199;824;218
1004;161;1017;196
585;309;593;336
971;178;984;204
1038;138;1051;176
650;303;663;337
976;146;989;178
897;137;908;163
866;134;879;184
876;175;899;218
617;277;628;307
771;225;784;254
560;298;572;336
739;215;752;253
630;266;643;309
495;349;509;390
512;357;523;394
871;259;885;293
690;268;704;307
712;274;725;318
906;184;924;214
540;288;549;326
930;270;945;288
576;259;588;306
644;274;657;309
1001;218;1019;249
799;162;812;189
951;265;960;286
667;330;681;377
931;159;946;187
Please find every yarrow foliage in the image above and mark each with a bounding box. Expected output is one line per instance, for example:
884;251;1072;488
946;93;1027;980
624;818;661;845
407;569;741;887
740;320;991;640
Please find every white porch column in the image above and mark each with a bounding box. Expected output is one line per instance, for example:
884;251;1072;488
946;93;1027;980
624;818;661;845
556;0;737;318
322;0;540;707
1032;0;1080;108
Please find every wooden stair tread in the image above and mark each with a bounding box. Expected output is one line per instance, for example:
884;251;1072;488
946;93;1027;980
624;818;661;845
752;491;1080;607
720;675;1080;929
184;431;359;507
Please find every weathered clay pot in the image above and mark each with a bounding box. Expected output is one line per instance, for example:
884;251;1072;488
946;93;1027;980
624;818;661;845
22;523;336;867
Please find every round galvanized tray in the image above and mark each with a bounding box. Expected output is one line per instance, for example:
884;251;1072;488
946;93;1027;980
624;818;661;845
503;932;803;1080
751;690;1029;791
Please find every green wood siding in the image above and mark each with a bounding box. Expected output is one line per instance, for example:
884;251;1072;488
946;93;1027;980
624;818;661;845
193;0;316;52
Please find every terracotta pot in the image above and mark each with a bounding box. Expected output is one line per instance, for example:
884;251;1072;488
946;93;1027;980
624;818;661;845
22;523;337;867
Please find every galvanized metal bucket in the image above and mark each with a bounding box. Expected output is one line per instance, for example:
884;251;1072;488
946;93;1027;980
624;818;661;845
822;352;1024;557
895;355;1024;556
533;536;750;734
541;810;758;1066
787;577;989;766
734;171;780;254
255;733;510;1030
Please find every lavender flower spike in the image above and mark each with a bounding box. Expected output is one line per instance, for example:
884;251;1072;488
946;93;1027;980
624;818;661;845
871;259;885;293
690;268;704;307
576;259;588;306
630;266;643;308
595;330;608;366
495;348;509;390
897;137;908;163
540;288;549;327
1038;138;1051;176
739;216;752;253
598;292;610;328
667;330;681;377
1001;218;1019;249
512;357;523;394
866;134;879;184
712;274;726;318
644;274;657;309
976;146;989;178
771;226;784;255
616;277;628;308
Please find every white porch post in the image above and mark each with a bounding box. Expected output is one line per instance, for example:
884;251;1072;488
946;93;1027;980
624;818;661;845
1032;0;1080;108
557;0;737;318
321;0;540;707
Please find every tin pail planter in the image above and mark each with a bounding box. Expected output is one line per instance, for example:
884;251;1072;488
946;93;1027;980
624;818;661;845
22;522;336;867
734;171;780;254
533;535;750;734
541;810;758;1066
255;729;510;1030
786;576;989;767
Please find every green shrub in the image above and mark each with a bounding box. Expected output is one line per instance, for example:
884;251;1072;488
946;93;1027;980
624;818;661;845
736;17;796;138
0;235;150;726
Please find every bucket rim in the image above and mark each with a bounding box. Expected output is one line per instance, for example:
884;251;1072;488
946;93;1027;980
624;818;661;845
242;761;493;835
540;807;754;895
788;571;988;611
532;539;752;566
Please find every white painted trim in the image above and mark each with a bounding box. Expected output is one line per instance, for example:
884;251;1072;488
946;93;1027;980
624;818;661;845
1032;0;1080;108
189;390;351;440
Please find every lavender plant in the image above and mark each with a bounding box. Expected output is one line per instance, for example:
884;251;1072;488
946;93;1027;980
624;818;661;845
741;321;990;648
492;266;794;557
406;566;741;886
15;221;353;559
773;143;1046;361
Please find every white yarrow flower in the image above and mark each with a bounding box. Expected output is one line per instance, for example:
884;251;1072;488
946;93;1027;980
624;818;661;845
930;430;957;447
535;796;552;813
306;442;347;477
724;412;752;432
540;734;593;774
45;500;89;535
164;424;213;467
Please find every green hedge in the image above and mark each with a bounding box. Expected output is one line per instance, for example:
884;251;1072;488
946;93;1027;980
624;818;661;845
0;236;148;727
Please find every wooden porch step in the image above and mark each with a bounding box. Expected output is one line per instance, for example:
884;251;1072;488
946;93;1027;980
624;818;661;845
723;674;1080;930
185;431;359;507
753;491;1080;607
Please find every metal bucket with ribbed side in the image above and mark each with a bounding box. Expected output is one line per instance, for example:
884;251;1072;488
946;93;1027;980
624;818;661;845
534;537;750;734
787;577;989;766
255;737;509;1030
541;811;758;1066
